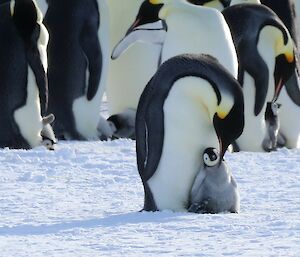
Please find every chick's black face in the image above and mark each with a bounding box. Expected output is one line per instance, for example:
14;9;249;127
203;147;220;167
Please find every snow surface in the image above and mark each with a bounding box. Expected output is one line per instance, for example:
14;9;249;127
1;127;300;256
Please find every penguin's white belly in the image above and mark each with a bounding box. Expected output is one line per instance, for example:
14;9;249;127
277;88;300;148
14;68;43;148
148;77;219;211
73;95;102;140
236;72;266;151
107;0;161;115
107;43;161;115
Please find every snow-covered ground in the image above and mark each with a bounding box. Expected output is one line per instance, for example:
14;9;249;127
1;136;300;256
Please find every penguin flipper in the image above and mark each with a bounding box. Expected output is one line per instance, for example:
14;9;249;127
80;16;102;101
243;43;269;116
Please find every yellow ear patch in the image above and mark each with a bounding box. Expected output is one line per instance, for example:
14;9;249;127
284;50;295;63
216;92;234;119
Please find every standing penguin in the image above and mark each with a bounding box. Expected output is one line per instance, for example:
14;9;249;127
44;0;111;140
188;147;240;214
222;4;295;151
261;0;300;148
0;0;49;149
136;54;244;212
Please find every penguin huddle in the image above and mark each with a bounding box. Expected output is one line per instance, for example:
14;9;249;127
110;0;299;212
0;0;299;214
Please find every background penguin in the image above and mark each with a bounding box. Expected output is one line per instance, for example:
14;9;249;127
260;0;300;148
188;147;240;214
136;54;244;212
110;0;238;139
106;0;161;119
0;0;49;149
222;4;295;151
44;0;111;140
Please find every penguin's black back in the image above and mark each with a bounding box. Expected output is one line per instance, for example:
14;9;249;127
44;0;101;139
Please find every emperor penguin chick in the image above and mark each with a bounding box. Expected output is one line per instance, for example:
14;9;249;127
189;148;240;214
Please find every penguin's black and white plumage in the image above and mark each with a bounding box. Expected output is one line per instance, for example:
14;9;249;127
44;0;110;140
222;4;296;151
110;0;238;139
136;54;244;212
188;147;240;214
260;0;300;148
0;0;49;149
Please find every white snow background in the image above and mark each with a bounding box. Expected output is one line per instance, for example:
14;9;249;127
0;97;300;257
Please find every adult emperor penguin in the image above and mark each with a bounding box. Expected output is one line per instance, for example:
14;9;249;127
188;148;240;214
0;0;49;149
136;54;244;212
260;0;300;148
107;0;162;119
222;3;296;151
44;0;111;140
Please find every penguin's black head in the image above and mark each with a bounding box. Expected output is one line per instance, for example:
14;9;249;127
203;147;220;167
126;1;163;36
